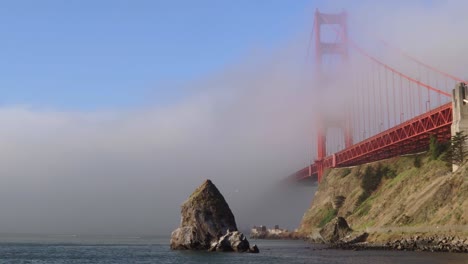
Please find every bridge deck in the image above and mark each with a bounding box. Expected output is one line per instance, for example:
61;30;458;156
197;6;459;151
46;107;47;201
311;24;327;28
294;103;452;181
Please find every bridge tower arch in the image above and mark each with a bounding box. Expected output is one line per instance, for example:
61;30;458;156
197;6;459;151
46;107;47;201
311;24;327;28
314;9;352;181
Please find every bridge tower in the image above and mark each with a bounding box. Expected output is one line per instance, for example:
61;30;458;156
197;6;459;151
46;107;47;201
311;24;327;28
314;9;352;181
451;82;468;171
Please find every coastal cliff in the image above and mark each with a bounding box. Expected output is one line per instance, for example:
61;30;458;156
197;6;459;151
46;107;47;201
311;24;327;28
298;154;468;252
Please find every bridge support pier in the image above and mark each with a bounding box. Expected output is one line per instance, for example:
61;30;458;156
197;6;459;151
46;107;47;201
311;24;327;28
451;82;468;171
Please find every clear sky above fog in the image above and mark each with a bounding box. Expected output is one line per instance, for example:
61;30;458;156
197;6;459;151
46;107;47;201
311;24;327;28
0;0;436;110
0;0;314;110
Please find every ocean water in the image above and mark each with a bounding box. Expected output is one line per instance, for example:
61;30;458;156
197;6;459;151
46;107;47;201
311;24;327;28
0;235;466;264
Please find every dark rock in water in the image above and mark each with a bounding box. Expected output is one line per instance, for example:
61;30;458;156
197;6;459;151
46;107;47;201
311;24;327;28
319;217;352;243
170;179;258;253
250;244;260;253
209;230;252;252
170;179;236;250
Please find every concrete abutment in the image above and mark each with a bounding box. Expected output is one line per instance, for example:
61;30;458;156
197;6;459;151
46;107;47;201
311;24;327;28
451;82;468;171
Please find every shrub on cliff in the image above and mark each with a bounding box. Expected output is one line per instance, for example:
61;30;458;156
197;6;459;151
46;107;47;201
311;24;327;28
361;166;381;193
443;131;468;167
429;135;445;160
355;164;395;207
413;155;422;168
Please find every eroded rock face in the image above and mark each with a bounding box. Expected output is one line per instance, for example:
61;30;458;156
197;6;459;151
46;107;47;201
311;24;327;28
319;217;352;243
209;230;251;252
170;179;258;253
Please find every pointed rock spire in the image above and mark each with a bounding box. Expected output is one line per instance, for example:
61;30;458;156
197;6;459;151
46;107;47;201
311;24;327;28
170;179;258;253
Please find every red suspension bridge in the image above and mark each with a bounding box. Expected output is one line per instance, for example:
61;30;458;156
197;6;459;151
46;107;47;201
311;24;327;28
292;9;466;182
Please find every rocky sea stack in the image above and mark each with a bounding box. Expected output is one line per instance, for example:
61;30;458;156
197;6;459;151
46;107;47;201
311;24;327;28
170;179;259;253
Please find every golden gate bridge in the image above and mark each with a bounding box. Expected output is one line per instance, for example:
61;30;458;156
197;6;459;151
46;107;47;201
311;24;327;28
292;9;467;182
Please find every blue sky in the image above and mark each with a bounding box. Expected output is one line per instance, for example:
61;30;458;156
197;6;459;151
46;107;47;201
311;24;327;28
0;0;322;110
0;0;439;111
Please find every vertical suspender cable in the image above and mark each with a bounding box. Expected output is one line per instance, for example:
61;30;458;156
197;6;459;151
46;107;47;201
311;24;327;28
386;69;390;128
378;65;383;131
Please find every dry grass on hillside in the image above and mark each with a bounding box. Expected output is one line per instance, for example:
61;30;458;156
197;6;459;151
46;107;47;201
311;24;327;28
299;154;468;238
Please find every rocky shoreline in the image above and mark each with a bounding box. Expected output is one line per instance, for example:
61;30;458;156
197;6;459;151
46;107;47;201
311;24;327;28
300;217;468;253
329;235;468;253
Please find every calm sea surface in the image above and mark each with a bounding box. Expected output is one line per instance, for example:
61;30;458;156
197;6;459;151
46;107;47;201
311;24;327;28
0;235;466;264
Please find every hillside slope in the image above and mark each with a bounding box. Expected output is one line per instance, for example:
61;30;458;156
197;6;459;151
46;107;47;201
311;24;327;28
299;154;468;241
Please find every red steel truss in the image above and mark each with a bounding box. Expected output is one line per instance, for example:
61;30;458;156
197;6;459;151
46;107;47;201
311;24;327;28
292;103;453;181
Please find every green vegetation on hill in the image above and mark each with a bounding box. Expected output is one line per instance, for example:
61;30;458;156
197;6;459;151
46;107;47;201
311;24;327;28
299;152;468;237
355;164;396;208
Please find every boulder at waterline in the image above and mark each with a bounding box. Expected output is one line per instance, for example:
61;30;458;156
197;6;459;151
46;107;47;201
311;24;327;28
319;217;352;243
